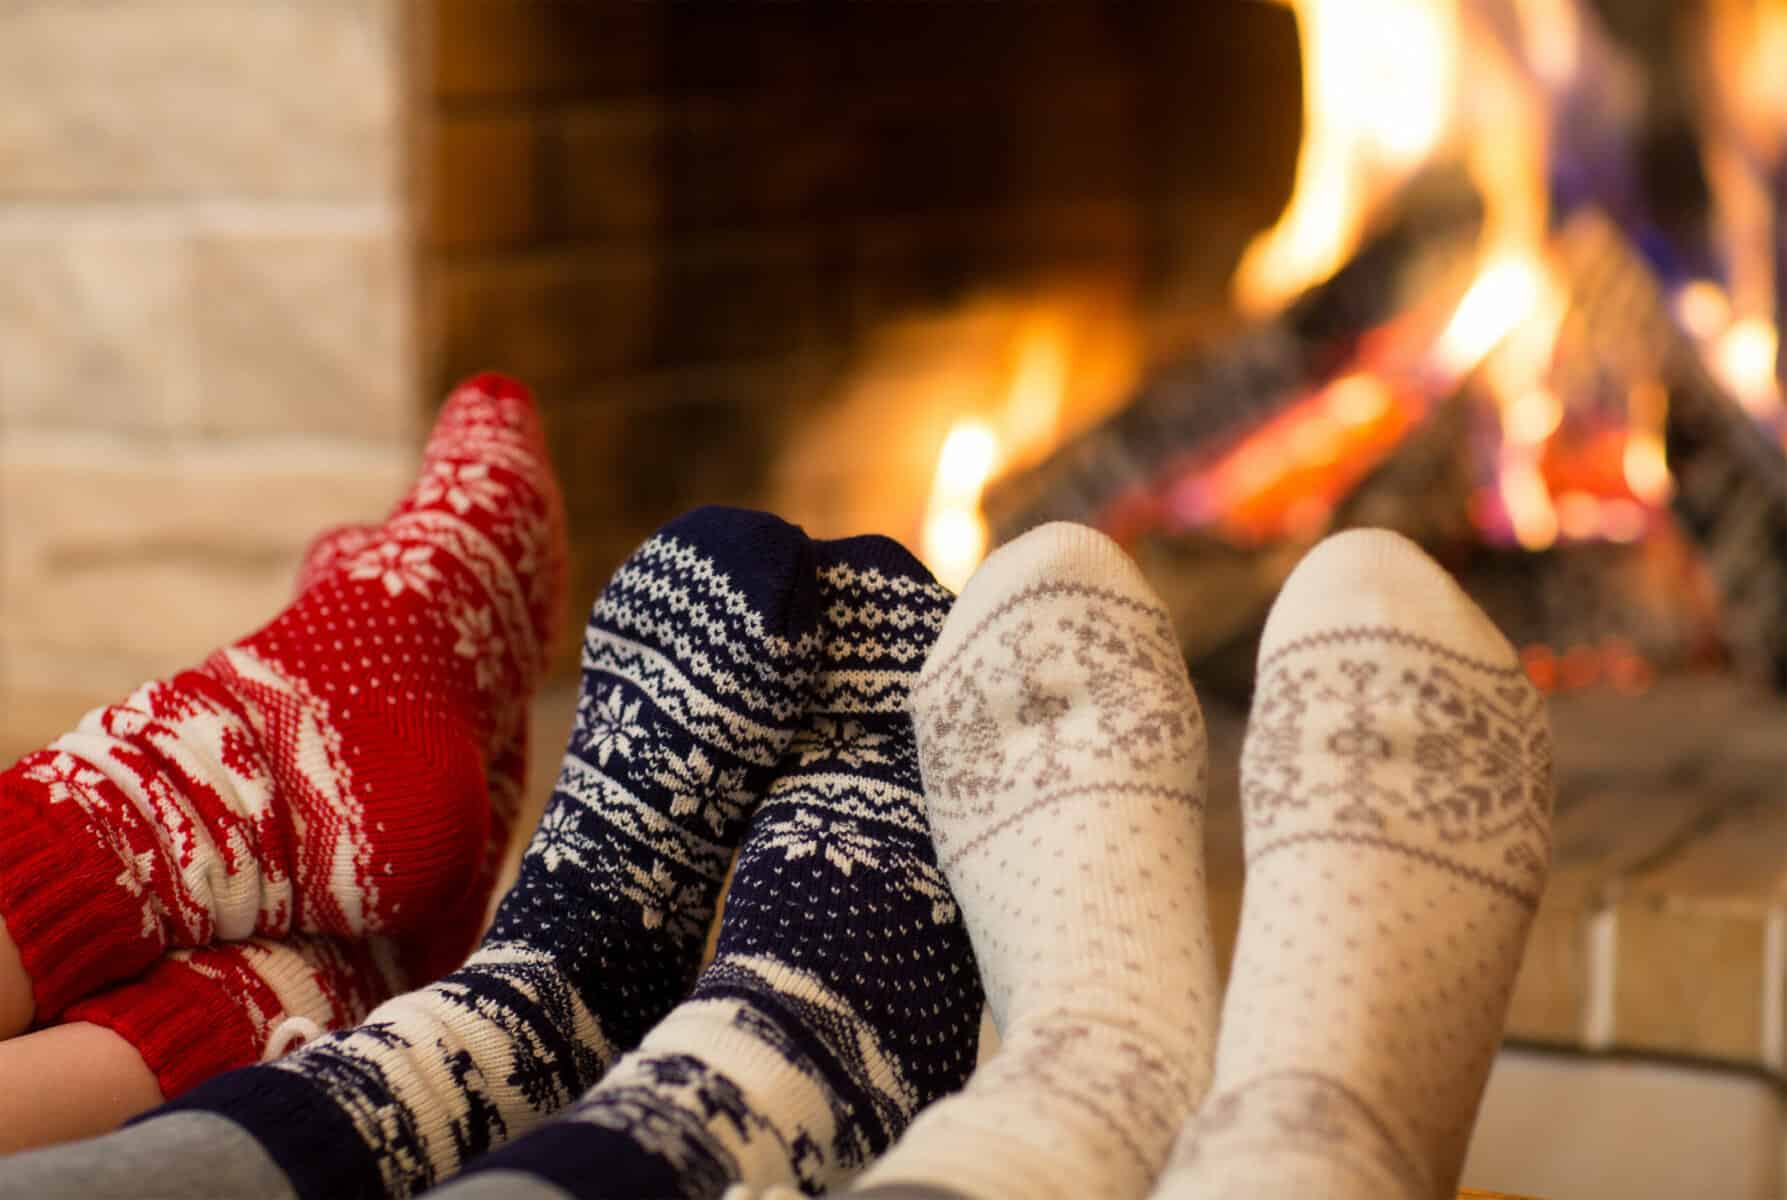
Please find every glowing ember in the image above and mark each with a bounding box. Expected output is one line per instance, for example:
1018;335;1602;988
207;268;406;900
1713;316;1781;417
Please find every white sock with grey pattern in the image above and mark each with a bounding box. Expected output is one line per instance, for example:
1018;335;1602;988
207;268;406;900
1151;529;1554;1200
853;522;1220;1200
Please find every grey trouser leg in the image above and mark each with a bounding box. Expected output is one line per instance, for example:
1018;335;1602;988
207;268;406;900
0;1113;296;1200
431;1170;577;1199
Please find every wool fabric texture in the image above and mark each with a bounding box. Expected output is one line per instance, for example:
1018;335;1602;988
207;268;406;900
440;534;983;1200
854;522;1219;1200
147;506;827;1199
0;376;566;1019
1150;529;1553;1200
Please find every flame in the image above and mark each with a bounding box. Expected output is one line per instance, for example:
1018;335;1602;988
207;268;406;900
922;421;1001;593
1434;254;1548;377
920;324;1071;591
1233;0;1458;314
1714;316;1781;416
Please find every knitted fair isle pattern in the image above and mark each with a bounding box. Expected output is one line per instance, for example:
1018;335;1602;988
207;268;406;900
855;522;1219;1200
1151;529;1553;1200
0;375;566;1016
150;508;825;1199
441;534;984;1200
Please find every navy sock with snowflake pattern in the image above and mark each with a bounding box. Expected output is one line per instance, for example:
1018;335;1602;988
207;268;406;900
433;534;985;1200
34;507;829;1200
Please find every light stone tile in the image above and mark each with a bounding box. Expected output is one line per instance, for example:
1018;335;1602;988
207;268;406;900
191;230;414;441
0;436;414;696
1612;899;1768;1066
0;228;192;430
0;0;401;200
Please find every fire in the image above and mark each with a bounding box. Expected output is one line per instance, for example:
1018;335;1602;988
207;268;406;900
1434;254;1549;379
920;324;1071;591
1234;0;1458;315
921;420;1001;593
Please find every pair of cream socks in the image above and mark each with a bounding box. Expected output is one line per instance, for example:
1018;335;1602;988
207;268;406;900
846;524;1554;1200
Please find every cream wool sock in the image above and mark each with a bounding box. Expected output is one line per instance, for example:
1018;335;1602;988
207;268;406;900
1152;529;1554;1200
854;522;1219;1200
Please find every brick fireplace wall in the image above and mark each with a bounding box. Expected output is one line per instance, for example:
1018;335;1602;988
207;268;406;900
0;1;1299;758
419;2;1299;631
0;0;422;756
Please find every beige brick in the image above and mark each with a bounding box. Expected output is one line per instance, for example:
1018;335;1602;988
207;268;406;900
436;240;824;383
191;230;414;441
0;437;414;692
1613;899;1769;1066
0;0;401;200
0;228;192;431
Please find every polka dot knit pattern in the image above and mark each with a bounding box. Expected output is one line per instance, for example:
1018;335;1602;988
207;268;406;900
145;507;828;1200
0;374;567;1020
1151;529;1554;1200
439;534;983;1200
853;522;1220;1200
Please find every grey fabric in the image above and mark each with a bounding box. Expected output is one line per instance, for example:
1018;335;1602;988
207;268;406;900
0;1112;296;1200
432;1169;577;1200
847;1188;975;1200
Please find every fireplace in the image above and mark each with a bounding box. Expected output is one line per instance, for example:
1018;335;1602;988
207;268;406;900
2;6;1784;1178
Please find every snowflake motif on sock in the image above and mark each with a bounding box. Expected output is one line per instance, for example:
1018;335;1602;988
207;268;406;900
758;810;882;875
619;859;708;939
581;685;647;767
895;854;958;924
651;745;750;836
534;807;600;875
791;717;891;768
450;604;507;691
415;461;509;517
348;541;444;599
19;750;108;807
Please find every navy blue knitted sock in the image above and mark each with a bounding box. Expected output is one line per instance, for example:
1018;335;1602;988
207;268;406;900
138;507;826;1199
439;534;984;1200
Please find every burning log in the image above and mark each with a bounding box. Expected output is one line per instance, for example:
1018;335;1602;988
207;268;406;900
980;177;1482;545
1553;211;1787;686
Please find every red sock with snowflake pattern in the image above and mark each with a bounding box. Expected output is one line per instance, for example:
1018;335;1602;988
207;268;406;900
0;373;566;1020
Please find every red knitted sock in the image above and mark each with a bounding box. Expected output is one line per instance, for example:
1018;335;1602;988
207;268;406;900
0;374;566;1018
63;931;405;1100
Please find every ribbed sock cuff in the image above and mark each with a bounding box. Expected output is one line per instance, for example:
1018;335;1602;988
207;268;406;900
0;770;162;1017
66;959;262;1100
154;1064;386;1200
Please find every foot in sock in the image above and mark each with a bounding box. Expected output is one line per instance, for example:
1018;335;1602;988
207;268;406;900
0;375;567;1020
60;931;406;1101
848;522;1218;1200
56;507;827;1200
435;534;984;1200
1151;528;1553;1200
53;527;534;1101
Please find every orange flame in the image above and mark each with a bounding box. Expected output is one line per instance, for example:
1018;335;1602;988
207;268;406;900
920;324;1071;591
1234;0;1459;315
